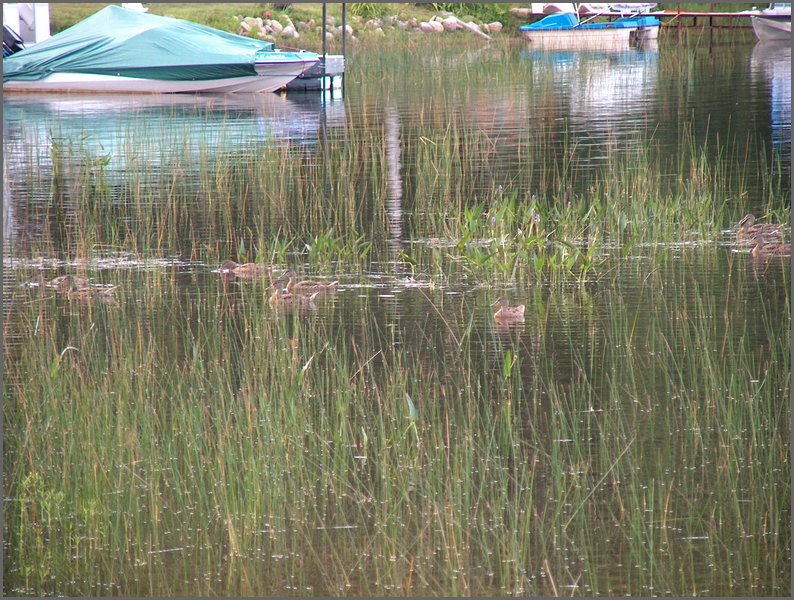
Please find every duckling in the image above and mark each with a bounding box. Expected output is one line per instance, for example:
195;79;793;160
751;241;791;258
737;213;784;246
220;260;271;279
21;274;47;289
493;297;525;321
47;274;116;302
268;280;288;306
283;267;338;294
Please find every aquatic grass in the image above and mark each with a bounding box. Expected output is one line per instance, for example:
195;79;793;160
4;38;790;596
5;244;789;596
8;77;786;278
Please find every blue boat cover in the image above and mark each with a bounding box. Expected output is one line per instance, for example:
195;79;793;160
519;13;580;30
3;5;281;82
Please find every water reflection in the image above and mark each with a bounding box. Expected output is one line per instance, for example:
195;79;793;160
2;41;790;597
3;92;346;168
750;41;792;165
523;46;659;145
385;105;404;264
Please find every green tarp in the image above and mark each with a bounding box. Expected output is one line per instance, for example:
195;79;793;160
3;5;279;82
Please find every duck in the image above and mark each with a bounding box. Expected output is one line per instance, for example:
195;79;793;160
268;280;320;309
283;267;338;294
219;260;271;279
736;213;784;245
47;274;116;301
493;297;525;321
67;284;117;301
48;274;90;293
751;241;791;258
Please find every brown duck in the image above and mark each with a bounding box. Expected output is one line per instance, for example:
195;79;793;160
283;267;338;294
48;274;116;300
48;274;90;293
268;280;320;309
220;260;271;279
736;213;784;245
493;297;525;321
751;241;791;258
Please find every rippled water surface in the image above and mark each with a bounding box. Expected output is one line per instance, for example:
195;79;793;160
3;36;790;597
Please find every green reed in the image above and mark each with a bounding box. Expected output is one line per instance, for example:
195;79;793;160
16;72;786;284
4;243;789;595
4;39;790;596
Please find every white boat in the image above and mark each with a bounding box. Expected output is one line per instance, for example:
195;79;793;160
519;11;660;50
750;3;791;43
3;5;319;94
751;16;792;42
522;26;633;50
4;55;320;94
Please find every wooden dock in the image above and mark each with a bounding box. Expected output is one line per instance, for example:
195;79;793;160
646;8;756;31
517;2;761;29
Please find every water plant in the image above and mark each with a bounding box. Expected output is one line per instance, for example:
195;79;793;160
3;39;789;597
4;243;789;595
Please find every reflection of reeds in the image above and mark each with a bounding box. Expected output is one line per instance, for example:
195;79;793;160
3;252;789;595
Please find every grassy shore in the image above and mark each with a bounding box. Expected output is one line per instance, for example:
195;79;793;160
48;3;760;41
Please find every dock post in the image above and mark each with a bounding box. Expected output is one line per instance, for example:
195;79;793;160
322;1;327;60
341;2;346;96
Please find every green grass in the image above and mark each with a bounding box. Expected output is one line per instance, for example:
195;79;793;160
4;244;789;595
3;33;789;597
22;72;784;284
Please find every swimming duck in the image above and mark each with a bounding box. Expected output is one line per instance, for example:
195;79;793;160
67;284;117;301
736;213;784;245
283;267;338;294
268;280;320;309
48;274;90;292
220;260;271;279
751;241;791;258
47;274;116;301
493;297;525;321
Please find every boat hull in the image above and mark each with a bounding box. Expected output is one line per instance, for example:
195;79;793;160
751;16;792;42
522;27;634;50
4;58;319;93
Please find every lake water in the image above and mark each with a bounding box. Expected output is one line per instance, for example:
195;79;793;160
3;36;791;596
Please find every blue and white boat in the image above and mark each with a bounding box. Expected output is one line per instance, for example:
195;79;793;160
519;11;660;50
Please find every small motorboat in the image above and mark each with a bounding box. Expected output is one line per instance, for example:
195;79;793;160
3;5;319;93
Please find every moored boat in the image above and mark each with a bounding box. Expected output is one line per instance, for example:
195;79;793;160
519;11;660;50
749;3;791;42
3;5;319;93
751;16;792;42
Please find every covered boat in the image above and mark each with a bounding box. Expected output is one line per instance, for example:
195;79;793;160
3;5;319;93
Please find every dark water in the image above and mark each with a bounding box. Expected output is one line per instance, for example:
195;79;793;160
3;37;791;596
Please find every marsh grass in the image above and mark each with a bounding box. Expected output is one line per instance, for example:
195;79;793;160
20;95;780;291
4;243;790;595
4;37;790;596
9;31;786;283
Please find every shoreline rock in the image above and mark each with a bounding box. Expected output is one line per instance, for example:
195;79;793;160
237;10;505;44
